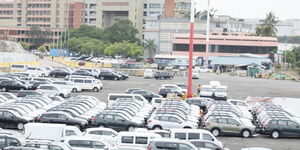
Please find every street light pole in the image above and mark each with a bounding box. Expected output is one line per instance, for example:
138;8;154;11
187;0;195;98
205;0;211;66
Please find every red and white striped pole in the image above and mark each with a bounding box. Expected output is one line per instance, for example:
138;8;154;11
187;0;195;98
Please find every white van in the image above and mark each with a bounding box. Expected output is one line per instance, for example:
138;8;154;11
26;67;49;77
214;85;228;100
70;78;103;92
64;75;95;81
107;93;148;106
192;69;200;79
24;123;82;142
143;69;155;79
200;85;214;98
117;131;161;148
11;64;28;72
169;129;223;148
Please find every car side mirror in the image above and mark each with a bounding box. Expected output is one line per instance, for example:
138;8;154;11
122;120;125;122
237;124;240;126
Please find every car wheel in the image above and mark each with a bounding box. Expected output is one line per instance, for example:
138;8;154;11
41;74;45;77
127;126;136;132
242;129;251;138
17;123;24;130
100;77;104;80
59;93;64;98
114;77;118;81
161;77;164;80
211;128;220;137
74;124;81;129
271;130;280;139
170;76;173;79
93;87;99;92
2;87;6;92
153;126;162;130
52;74;56;77
72;88;78;92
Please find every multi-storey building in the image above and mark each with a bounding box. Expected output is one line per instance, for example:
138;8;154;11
0;0;84;47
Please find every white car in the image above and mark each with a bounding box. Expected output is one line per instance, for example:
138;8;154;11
84;128;118;145
192;70;200;79
146;114;198;130
143;69;155;79
159;84;187;93
63;136;112;150
70;78;103;92
53;81;82;93
195;66;212;73
26;67;49;77
36;84;70;98
200;85;214;98
214;85;228;100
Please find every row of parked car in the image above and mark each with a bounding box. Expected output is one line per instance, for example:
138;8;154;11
0;124;230;150
11;64;129;81
253;101;300;138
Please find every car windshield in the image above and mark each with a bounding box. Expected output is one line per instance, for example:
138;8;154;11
202;88;212;92
215;88;227;92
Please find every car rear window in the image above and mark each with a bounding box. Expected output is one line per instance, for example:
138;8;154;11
121;136;133;144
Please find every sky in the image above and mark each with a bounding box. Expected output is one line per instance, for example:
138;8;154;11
196;0;300;20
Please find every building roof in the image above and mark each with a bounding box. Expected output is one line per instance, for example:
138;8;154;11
210;56;270;65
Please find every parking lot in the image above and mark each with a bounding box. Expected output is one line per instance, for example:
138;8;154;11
1;58;299;150
69;75;300;150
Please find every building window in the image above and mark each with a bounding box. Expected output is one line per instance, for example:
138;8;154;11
149;3;161;9
143;11;147;16
144;4;147;9
149;11;160;15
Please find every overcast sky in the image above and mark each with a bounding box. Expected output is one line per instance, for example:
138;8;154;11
196;0;300;20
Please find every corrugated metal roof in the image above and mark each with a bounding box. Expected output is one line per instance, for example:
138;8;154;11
210;56;270;65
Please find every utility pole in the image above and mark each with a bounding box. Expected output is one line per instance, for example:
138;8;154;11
187;0;195;98
205;0;211;66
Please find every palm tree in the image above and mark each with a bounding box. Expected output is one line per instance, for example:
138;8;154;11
143;39;156;58
256;12;279;37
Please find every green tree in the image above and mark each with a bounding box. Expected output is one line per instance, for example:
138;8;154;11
69;25;103;40
102;19;139;43
143;39;156;58
292;46;300;68
104;41;143;59
67;37;106;55
256;12;279;37
38;46;47;53
284;51;296;68
20;42;29;50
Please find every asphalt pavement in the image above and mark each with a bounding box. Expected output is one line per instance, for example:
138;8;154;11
67;75;300;150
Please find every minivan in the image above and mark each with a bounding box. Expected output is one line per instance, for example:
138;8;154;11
143;69;155;79
69;78;103;92
169;129;223;147
107;94;148;106
11;64;28;72
117;131;161;148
